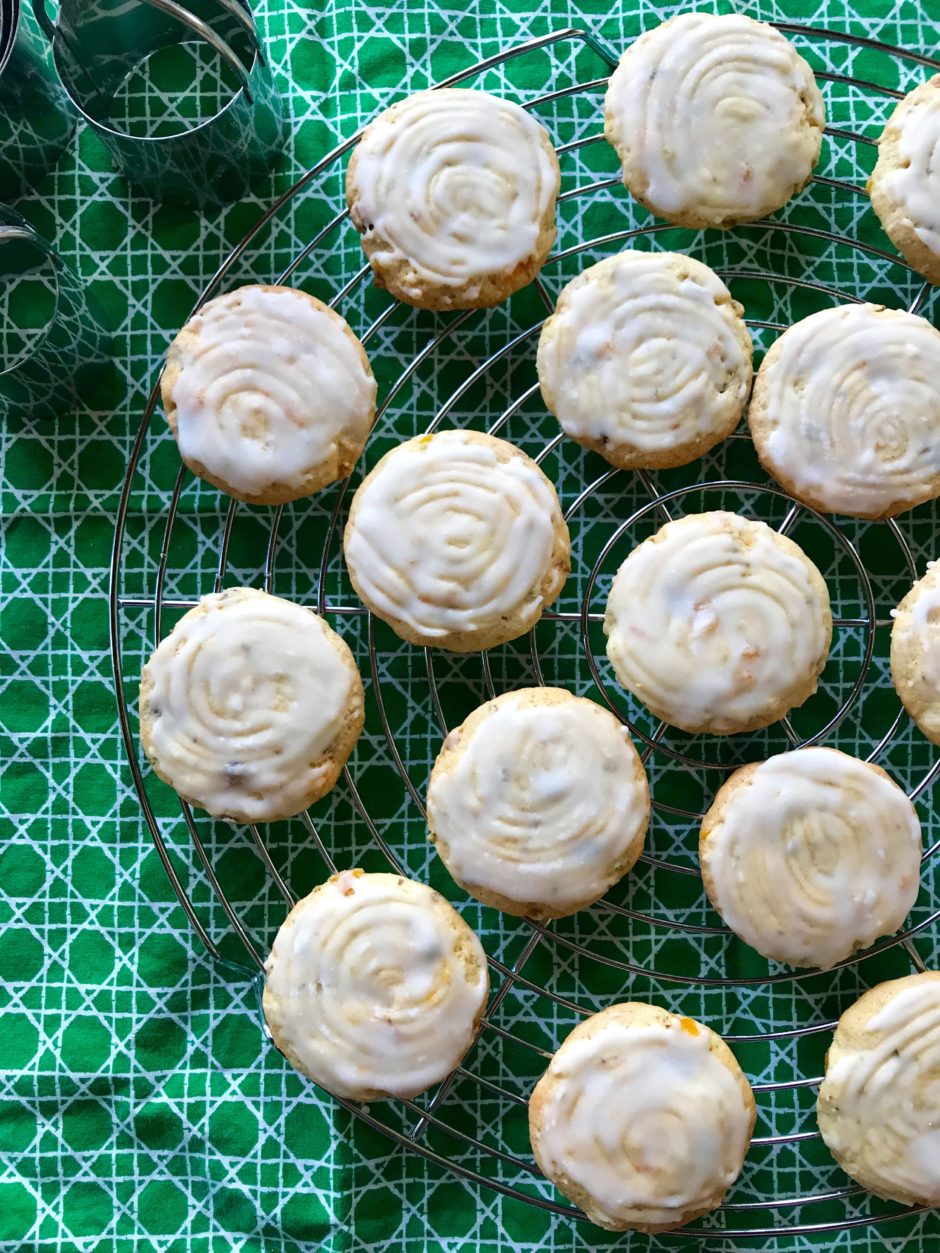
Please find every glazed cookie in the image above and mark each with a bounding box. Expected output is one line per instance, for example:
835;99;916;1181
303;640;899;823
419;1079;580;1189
529;1003;755;1232
161;285;376;504
604;512;832;735
870;76;940;284
604;14;824;228
263;870;489;1100
891;563;940;744
749;303;940;519
700;748;922;969
139;588;364;823
537;251;752;470
817;972;940;1205
346;89;560;310
343;429;570;651
426;687;650;919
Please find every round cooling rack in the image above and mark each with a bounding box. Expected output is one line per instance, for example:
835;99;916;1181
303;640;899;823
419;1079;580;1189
110;25;940;1240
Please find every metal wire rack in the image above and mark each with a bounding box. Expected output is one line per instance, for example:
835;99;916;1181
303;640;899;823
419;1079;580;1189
110;24;940;1241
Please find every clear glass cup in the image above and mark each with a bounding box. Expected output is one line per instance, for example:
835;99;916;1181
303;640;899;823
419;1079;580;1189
31;0;286;206
0;0;76;195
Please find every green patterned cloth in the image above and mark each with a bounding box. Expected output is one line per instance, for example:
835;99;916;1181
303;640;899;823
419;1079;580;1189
3;1;940;1250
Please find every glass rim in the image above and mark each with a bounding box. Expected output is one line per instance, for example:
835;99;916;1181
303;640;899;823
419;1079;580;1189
0;0;22;77
44;0;266;145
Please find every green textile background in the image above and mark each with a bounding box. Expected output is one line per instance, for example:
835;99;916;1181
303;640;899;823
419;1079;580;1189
2;1;940;1250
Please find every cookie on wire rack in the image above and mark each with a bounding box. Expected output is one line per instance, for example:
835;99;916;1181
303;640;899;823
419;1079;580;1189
426;687;650;919
748;303;940;519
529;1002;756;1232
139;588;364;824
263;870;489;1100
869;75;940;284
537;250;753;470
891;562;940;745
161;285;377;505
603;511;832;735
603;13;824;229
699;747;922;969
343;429;570;652
346;89;560;310
817;971;940;1205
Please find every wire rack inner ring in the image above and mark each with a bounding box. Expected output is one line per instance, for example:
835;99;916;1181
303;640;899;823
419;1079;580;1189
111;24;940;1241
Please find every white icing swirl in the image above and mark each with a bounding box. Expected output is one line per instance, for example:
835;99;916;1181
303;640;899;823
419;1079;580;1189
165;285;376;501
537;251;752;466
604;512;831;734
604;14;824;226
344;430;569;649
818;974;940;1205
891;561;940;744
347;89;559;301
531;1008;754;1229
141;588;362;822
884;76;940;254
751;303;940;518
701;748;922;969
909;566;940;689
427;688;649;918
262;870;489;1099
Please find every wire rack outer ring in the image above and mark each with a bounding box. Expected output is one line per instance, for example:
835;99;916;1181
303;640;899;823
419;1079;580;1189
109;25;940;1240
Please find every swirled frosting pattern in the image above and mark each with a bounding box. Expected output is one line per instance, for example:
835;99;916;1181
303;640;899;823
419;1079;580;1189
891;562;940;744
700;748;922;969
604;14;824;226
880;76;940;255
530;1005;754;1230
347;89;559;303
537;251;752;467
164;285;376;501
427;688;650;918
750;303;940;518
908;566;940;689
344;430;569;649
818;973;940;1204
141;588;362;822
604;512;832;734
262;870;489;1099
